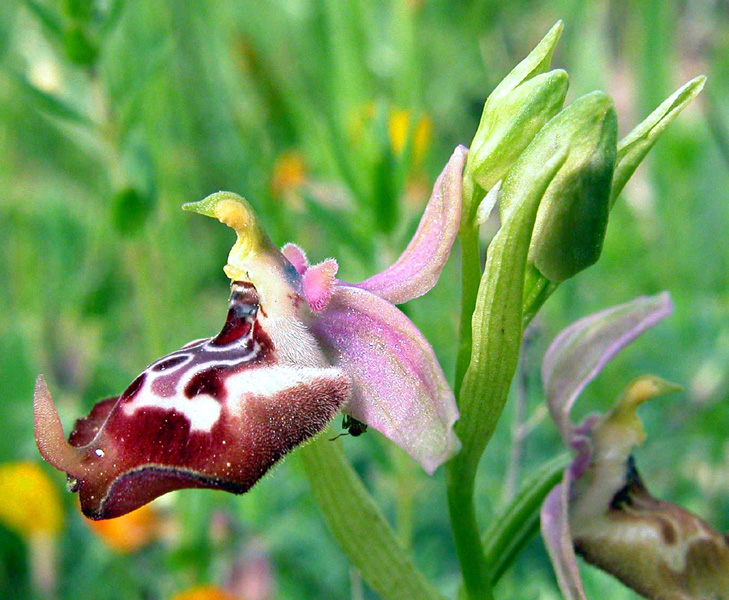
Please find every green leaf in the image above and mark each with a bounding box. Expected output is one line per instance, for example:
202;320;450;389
483;454;570;584
10;69;94;127
611;75;706;205
22;0;63;42
299;435;444;600
457;145;568;479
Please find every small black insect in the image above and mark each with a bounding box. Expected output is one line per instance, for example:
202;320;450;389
329;415;368;441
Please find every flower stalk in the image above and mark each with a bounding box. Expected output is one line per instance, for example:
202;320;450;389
299;435;445;600
448;148;568;599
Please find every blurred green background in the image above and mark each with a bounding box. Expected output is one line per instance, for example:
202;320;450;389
1;0;728;598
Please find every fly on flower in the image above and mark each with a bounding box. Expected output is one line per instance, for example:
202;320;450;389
34;147;466;519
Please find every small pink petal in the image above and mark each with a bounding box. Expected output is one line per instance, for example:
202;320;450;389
542;293;672;444
313;285;460;474
281;243;310;274
303;259;339;312
354;146;467;305
541;481;588;600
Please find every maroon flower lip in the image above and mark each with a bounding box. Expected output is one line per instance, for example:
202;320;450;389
35;282;349;520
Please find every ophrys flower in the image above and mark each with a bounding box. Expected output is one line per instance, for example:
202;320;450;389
34;148;466;519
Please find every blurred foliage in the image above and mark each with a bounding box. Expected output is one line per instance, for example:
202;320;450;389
1;0;727;598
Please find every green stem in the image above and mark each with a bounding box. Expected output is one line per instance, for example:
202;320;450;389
455;222;483;395
447;152;567;600
299;435;444;600
446;469;493;600
453;454;569;598
450;179;493;600
448;218;493;600
392;447;417;550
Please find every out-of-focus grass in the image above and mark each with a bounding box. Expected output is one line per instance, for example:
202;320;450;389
1;1;727;598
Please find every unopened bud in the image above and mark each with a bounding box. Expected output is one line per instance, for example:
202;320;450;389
463;22;568;224
501;92;618;283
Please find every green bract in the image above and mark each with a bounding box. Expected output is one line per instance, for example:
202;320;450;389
611;75;706;205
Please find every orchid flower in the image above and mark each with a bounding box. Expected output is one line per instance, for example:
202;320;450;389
34;147;466;520
540;293;729;600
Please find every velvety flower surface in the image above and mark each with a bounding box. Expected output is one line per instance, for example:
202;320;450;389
540;293;729;600
34;147;466;519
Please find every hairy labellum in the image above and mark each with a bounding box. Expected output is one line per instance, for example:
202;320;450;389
35;147;466;519
573;457;729;600
35;283;349;519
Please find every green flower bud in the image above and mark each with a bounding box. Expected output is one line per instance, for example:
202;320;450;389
463;22;568;224
501;92;618;283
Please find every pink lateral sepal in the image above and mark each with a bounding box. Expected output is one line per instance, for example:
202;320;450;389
313;284;460;474
354;146;467;305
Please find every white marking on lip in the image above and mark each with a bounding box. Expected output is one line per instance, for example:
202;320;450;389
123;351;342;432
149;353;193;372
122;390;222;432
122;364;225;432
225;365;345;416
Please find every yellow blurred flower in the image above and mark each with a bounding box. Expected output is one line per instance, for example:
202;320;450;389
388;109;411;157
412;115;433;165
388;109;433;167
348;103;433;168
0;462;62;538
271;150;307;200
171;585;237;600
87;504;160;553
